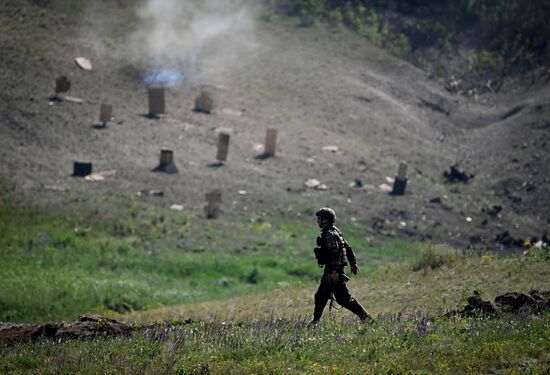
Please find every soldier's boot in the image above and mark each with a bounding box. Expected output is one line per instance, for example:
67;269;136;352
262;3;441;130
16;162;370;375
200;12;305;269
308;304;325;327
308;299;331;328
346;299;374;323
310;288;330;327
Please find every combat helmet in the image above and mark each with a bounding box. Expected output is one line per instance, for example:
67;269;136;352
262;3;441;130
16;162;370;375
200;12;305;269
316;207;336;223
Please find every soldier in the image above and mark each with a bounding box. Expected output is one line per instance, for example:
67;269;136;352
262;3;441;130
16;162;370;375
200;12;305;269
309;207;373;326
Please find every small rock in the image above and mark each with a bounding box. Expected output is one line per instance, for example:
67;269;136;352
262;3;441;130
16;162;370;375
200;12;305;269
75;57;93;71
322;145;339;152
443;164;474;183
304;179;321;188
349;179;363;188
137;190;164;197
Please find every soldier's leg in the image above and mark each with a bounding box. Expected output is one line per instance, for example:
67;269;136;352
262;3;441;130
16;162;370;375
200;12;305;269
312;277;332;323
333;282;373;322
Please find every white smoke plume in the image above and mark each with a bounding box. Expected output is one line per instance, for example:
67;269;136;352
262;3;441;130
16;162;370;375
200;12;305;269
130;0;258;86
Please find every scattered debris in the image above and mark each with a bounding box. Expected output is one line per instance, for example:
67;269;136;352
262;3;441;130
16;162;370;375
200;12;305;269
482;204;502;217
348;179;363;188
304;179;321;188
429;197;442;204
443;164;474;183
465;217;473;222
169;204;184;211
84;170;116;182
75;57;93;71
495;231;523;247
137;190;164;197
43;184;68;192
385;176;395;184
253;144;264;153
237;190;248;195
316;184;328;191
322;145;339;152
222;108;244;117
61;95;84;104
379;183;392;192
50;94;84;104
444;75;461;92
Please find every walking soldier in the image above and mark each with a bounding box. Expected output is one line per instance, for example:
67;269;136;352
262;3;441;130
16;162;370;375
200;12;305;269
310;207;373;326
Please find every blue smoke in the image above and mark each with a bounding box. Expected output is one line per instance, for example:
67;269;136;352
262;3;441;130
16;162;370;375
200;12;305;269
144;69;184;87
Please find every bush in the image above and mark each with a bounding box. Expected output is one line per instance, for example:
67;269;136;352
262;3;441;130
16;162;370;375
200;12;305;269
289;0;326;26
469;50;505;73
412;245;458;272
403;20;452;51
261;9;278;23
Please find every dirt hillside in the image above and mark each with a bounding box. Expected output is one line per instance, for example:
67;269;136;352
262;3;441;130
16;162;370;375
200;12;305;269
1;0;548;248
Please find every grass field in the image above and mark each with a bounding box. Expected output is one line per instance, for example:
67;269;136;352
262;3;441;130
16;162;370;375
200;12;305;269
0;196;422;323
1;248;549;374
2;312;549;374
1;197;549;373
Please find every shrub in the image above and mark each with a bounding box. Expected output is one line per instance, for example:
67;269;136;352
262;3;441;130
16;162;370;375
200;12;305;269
412;245;458;272
289;0;326;26
261;9;278;23
469;50;505;73
326;8;343;27
403;20;452;51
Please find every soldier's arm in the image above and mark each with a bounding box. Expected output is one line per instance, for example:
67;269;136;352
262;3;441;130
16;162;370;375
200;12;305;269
343;240;357;266
334;227;357;266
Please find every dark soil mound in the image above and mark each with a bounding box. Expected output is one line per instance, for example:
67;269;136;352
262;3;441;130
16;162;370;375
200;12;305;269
0;315;131;346
452;290;550;317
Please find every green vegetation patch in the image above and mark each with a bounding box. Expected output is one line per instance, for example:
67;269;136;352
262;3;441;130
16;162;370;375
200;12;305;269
1;312;549;373
278;0;550;76
0;200;421;323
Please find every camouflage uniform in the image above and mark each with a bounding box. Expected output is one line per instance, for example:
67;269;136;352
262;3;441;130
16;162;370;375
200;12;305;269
312;224;371;323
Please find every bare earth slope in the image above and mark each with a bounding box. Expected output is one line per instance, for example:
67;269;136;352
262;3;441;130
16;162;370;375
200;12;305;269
0;1;548;248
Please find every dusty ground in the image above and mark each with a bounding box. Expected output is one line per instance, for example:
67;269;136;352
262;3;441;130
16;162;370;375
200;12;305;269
0;1;549;249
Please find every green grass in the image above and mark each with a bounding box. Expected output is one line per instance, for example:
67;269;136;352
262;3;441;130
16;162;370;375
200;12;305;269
0;198;421;323
1;196;549;373
2;305;549;373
